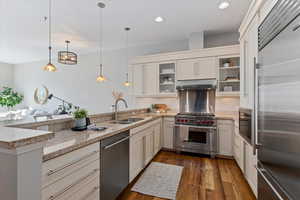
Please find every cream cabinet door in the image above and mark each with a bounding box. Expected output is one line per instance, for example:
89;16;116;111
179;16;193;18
163;118;175;149
218;120;234;156
129;133;144;182
153;122;162;155
240;14;259;109
131;64;144;96
143;63;158;95
177;57;217;80
144;129;154;165
244;141;258;197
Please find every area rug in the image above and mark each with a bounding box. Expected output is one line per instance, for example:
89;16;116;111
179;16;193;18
131;162;183;200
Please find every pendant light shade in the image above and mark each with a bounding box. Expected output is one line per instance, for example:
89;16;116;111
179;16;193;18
96;2;107;82
58;40;78;65
44;0;57;72
124;27;131;87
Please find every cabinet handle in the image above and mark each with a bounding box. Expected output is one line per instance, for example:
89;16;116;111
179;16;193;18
48;169;99;200
47;150;99;176
79;186;100;200
103;136;130;150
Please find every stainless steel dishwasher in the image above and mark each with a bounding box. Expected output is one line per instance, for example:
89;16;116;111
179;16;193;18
100;131;129;200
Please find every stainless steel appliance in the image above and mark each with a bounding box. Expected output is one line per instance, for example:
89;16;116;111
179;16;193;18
256;0;300;199
239;108;252;144
100;131;129;200
177;79;216;114
175;79;218;157
174;113;218;157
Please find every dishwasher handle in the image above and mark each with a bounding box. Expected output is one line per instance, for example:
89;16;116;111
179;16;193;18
103;136;130;150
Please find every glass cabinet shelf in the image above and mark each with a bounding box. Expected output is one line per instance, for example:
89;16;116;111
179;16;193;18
159;63;176;94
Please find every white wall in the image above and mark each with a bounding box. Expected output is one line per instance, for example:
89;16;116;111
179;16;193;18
0;62;14;112
204;32;239;48
0;62;13;88
13;40;189;114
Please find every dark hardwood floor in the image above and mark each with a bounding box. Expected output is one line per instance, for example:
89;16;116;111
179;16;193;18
118;151;256;200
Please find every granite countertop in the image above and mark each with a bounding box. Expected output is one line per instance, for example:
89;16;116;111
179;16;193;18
43;114;164;161
0;110;234;158
0;127;54;149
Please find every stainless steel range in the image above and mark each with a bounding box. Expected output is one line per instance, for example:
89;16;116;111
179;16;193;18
174;80;218;157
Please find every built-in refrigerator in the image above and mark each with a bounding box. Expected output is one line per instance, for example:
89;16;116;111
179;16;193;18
256;0;300;199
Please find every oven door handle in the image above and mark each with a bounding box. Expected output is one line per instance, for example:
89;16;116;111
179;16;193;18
174;124;217;130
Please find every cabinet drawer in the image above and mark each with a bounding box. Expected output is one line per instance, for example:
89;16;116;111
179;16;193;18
130;118;161;136
60;175;99;200
42;143;100;188
42;159;100;200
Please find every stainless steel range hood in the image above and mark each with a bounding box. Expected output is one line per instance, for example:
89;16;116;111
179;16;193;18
176;79;217;90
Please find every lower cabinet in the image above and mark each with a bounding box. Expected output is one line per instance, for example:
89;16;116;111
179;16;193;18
129;119;162;182
144;129;154;165
163;117;175;149
244;141;258;197
41;142;100;200
218;119;234;156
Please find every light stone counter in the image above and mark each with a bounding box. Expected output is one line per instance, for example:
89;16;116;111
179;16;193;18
43;113;177;161
0;127;54;149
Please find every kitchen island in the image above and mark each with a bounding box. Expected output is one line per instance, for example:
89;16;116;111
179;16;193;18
0;108;234;200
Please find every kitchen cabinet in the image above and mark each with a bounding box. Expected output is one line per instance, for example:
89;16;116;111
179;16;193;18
234;132;244;172
177;57;217;80
217;56;240;97
163;117;175;150
143;63;159;95
153;122;162;155
41;142;100;200
218;120;234;157
129;131;144;182
144;129;154;165
159;62;176;94
129;119;162;182
240;14;259;109
244;141;258;196
131;63;158;96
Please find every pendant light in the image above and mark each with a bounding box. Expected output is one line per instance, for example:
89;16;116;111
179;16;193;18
43;0;57;72
123;27;131;87
96;2;107;82
58;40;78;65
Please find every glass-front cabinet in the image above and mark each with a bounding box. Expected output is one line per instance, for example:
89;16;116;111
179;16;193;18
217;56;240;96
159;62;176;94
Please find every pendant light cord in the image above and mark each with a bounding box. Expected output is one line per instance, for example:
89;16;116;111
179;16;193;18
99;5;103;75
125;28;130;82
48;0;52;63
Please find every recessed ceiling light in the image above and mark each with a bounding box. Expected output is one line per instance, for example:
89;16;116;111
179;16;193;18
219;1;230;10
155;16;164;23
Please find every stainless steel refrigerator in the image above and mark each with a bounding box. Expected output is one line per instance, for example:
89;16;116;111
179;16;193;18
256;0;300;199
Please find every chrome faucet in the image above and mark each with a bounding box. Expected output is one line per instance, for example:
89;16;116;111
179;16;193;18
114;98;128;121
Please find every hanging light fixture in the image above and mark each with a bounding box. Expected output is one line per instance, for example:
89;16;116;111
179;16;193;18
124;27;131;87
96;2;107;82
58;40;78;65
43;0;57;72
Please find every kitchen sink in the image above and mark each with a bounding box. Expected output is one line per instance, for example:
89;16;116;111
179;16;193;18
111;118;144;124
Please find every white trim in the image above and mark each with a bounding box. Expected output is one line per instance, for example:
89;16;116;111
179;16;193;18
130;45;240;64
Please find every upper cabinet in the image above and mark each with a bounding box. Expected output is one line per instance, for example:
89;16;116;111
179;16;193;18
143;63;159;95
131;63;159;96
159;62;176;94
130;45;240;98
217;56;240;96
177;57;217;80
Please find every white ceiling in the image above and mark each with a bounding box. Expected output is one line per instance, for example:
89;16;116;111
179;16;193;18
0;0;251;64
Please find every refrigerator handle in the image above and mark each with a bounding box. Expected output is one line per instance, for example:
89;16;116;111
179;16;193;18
253;57;261;155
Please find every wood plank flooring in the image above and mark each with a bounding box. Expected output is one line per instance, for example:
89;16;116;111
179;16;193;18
118;151;256;200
